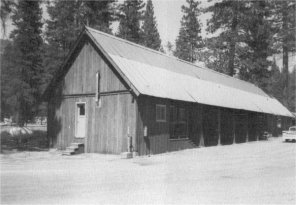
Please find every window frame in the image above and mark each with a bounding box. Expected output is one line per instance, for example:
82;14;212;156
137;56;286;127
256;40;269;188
156;104;167;122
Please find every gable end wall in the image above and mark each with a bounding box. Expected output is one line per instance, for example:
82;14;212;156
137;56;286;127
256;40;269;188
47;40;137;154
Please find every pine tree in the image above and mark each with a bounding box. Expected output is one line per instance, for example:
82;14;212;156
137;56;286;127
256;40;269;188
197;37;229;74
266;59;296;112
46;0;115;57
206;0;247;76
287;69;296;112
117;0;145;44
141;0;161;51
266;58;285;102
45;0;116;84
271;0;296;107
1;41;17;119
83;0;116;33
238;1;274;91
5;0;44;125
174;0;202;63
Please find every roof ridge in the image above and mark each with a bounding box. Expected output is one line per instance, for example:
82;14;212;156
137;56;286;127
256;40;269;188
85;26;261;89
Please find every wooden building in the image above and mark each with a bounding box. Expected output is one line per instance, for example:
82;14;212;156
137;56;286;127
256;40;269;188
44;27;294;155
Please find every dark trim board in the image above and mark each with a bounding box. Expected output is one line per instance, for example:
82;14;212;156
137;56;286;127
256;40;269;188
62;93;96;98
61;90;131;99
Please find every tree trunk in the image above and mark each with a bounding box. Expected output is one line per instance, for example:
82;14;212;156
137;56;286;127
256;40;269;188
282;1;289;107
228;1;239;77
228;40;236;76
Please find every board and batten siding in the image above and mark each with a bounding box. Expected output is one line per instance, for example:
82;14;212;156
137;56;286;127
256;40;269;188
47;39;137;154
88;93;137;154
62;41;127;95
136;96;199;155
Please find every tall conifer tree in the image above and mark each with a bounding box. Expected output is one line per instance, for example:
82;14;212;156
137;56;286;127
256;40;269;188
174;0;202;63
46;0;115;59
239;1;274;91
271;0;296;106
5;0;44;125
141;0;161;51
117;0;145;44
45;0;116;84
206;0;247;76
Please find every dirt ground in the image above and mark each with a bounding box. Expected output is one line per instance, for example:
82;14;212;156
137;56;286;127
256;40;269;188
1;137;295;205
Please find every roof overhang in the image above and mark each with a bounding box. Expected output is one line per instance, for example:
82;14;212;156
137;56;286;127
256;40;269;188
43;26;294;118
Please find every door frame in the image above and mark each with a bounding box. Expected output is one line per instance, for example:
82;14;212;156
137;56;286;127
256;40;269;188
75;101;87;138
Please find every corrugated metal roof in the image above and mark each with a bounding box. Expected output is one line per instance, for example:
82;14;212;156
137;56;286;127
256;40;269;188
85;27;293;117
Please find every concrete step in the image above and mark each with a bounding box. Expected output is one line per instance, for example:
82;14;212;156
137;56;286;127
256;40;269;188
62;142;85;156
66;147;76;152
67;145;79;150
71;143;84;147
62;150;75;156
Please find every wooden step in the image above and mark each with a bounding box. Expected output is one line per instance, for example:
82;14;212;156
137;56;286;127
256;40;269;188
66;147;76;152
62;142;85;156
71;143;84;147
62;150;75;156
67;145;79;150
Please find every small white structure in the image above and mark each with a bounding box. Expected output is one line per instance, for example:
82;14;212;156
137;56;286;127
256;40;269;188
9;127;33;137
283;126;296;142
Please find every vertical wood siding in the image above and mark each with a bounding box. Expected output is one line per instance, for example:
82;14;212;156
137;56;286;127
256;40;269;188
62;41;127;95
136;96;170;155
202;105;219;146
86;93;136;154
220;108;234;145
234;110;248;143
47;39;136;153
136;96;199;156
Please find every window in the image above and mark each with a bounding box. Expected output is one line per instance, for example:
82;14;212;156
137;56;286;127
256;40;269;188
78;104;85;116
156;104;166;122
95;71;101;102
169;105;188;139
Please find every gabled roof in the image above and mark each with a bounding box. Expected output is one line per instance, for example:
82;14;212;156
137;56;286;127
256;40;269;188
45;27;293;117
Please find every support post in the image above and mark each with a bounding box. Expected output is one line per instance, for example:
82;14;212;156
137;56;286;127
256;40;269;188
232;110;236;144
246;113;249;142
217;108;221;145
256;113;259;141
199;105;205;147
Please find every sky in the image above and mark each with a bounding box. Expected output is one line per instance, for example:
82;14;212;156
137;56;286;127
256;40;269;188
148;0;212;45
1;0;213;45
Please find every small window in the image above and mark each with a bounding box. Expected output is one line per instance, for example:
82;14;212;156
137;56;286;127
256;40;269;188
78;104;85;116
156;104;166;122
95;71;100;102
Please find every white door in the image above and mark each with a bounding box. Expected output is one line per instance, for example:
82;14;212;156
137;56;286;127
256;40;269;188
76;103;86;138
